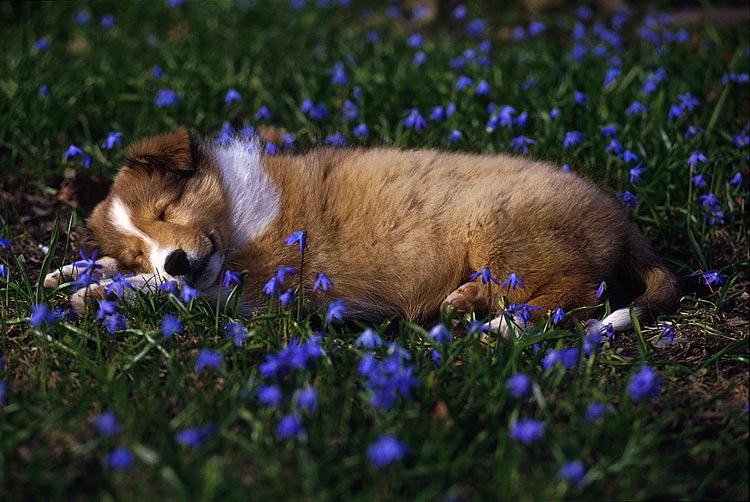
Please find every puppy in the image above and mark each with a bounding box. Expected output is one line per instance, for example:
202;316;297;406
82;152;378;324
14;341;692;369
45;127;680;333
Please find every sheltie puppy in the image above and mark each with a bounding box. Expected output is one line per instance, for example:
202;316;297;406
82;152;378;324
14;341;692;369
44;127;680;334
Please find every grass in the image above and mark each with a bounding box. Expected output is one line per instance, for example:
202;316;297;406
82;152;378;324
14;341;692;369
1;1;748;500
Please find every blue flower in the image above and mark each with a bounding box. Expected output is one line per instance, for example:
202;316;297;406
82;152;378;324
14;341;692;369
75;10;90;25
264;143;278;156
729;172;745;186
407;33;423;48
280;289;296;308
571;43;587;61
505;373;532;398
225;88;242;104
403;108;427;131
701;270;725;286
276;413;305;440
254;105;271;121
64;145;94;168
550;107;560;120
625;101;647;115
678;92;700;112
160;314;182;339
660;322;675;343
158;280;178;295
510;418;545;445
552;307;566;324
476;80;491;95
596;281;607;299
455;75;474;90
618;191;638;209
313;272;333;292
558;460;586;486
684;125;704;139
465;19;485;38
101;132;123;150
606;139;624;155
0;381;5;407
30;303;56;327
295;387;318;413
604;68;621;88
512;26;527;41
92;412;121;437
100;14;115;29
428;323;452;344
668;104;684;121
447;129;462;145
341;100;359;123
471;267;500;285
585;402;614;422
622;150;639;163
629;164;647;184
106;447;133;470
574;91;588;104
355;328;383;350
155;89;179;107
412;51;426;66
194;349;222;374
176;423;217;449
104;313;126;333
222;270;241;290
353;123;369;137
257;385;283;407
368;434;407;468
563;131;585;149
224;322;247;346
452;5;466;20
366;31;380;44
106;273;135;297
733;130;749;148
687;150;708;169
326;299;347;323
528;21;545;37
329;62;348;85
627;365;661;402
0;264;8;281
542;348;579;370
699;193;720;208
502;271;524;290
516;111;528;128
180;285;200;303
692;174;707;188
0;236;12;249
96;299;118;321
33;37;50;52
284;230;307;254
510;135;537;154
264;276;283;297
152;65;164;79
324;132;346;147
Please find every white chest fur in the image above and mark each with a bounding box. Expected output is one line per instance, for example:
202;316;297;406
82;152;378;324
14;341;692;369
210;138;280;252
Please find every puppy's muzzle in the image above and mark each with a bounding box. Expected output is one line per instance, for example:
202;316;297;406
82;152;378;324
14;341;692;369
164;249;191;277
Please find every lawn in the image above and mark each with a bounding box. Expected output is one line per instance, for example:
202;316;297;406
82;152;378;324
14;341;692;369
0;1;748;500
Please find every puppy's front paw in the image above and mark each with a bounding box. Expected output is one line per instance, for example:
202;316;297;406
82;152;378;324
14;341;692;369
43;256;122;288
70;282;109;313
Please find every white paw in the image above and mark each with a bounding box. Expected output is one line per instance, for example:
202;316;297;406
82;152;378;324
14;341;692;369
43;256;122;288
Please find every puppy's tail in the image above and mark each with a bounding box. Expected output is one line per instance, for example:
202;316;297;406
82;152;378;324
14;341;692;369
599;232;681;333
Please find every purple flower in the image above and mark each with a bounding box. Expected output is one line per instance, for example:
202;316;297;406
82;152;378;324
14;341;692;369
505;373;532;398
33;37;50;51
660;322;675;343
585;402;614;422
224;322;247;346
152;65;164;79
276;413;305;440
307;272;333;294
407;33;423;48
692;174;707;189
552;307;566;324
194;349;222;374
30;304;56;327
326;298;347;323
622;150;639;163
0;264;9;281
160;314;182;339
96;299;118;321
75;10;91;25
106;273;135;297
225;88;242;104
258;385;283;407
678;92;700;112
452;5;466;20
618;191;638;209
155;89;179;107
729;172;745;186
733;130;749;148
558;460;586;486
550;107;560;120
412;51;426;66
574;91;588;104
625;101;647;115
101;132;123;150
100;14;115;29
428;323;452;345
63;145;94;168
528;21;546;37
176;423;217;449
596;281;607;299
279;289;296;308
510;135;537;154
510;418;545;445
324;132;346;147
295;387;318;413
106;447;133;470
104;313;126;333
455;75;474;91
502;272;524;290
92;412;121;436
254;106;271;121
158;280;178;295
403;108;427;131
684;125;704;139
603;68;621;88
368;434;407;468
687;150;708;169
465;19;485;38
476;80;490;96
563;131;585;149
542;348;579;370
628;365;661;402
355;328;383;350
0;237;12;250
284;230;307;254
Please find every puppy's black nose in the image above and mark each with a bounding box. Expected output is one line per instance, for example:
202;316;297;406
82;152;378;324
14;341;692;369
164;249;190;276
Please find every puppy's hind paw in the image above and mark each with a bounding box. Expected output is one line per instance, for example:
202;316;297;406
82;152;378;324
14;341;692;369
70;282;108;314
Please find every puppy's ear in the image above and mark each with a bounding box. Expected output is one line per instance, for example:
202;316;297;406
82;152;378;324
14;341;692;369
125;127;200;176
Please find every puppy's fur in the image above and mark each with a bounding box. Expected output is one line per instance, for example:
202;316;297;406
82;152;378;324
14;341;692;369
46;127;680;332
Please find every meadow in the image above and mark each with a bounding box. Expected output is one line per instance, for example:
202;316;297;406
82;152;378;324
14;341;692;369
0;1;748;500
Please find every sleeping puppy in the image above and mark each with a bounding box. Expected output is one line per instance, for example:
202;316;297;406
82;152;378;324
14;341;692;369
44;127;680;333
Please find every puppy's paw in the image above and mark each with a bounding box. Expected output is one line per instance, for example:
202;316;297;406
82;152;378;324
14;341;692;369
70;281;109;314
43;256;122;288
442;282;489;315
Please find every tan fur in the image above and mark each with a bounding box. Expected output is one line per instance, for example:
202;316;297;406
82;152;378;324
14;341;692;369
81;128;680;325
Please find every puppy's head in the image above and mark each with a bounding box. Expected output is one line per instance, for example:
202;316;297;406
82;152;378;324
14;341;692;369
86;127;230;289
